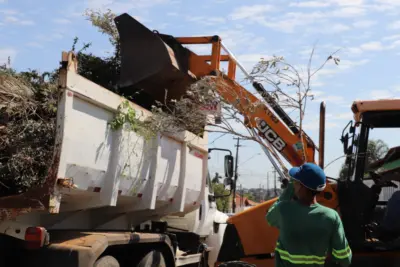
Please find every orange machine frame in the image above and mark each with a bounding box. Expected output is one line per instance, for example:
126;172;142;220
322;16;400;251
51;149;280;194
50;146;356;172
172;36;339;267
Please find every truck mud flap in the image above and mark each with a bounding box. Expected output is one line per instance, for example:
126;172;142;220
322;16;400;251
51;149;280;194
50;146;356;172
114;13;195;105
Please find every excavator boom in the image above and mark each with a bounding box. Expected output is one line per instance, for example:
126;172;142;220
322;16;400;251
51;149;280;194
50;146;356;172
114;13;317;167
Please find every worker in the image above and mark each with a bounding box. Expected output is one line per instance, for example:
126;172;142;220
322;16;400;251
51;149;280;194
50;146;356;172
266;163;352;267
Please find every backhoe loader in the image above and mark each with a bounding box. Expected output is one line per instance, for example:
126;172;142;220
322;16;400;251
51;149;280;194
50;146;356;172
112;13;400;267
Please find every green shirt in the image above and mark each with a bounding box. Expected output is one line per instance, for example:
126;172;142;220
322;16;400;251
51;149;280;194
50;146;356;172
266;181;352;267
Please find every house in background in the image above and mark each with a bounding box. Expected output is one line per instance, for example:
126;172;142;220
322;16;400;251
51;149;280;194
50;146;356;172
230;193;260;213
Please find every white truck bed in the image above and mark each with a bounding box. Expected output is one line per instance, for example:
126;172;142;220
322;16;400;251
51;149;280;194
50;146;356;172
0;52;209;229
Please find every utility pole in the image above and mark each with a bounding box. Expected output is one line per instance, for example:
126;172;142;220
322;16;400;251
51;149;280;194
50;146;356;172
267;172;270;198
239;184;243;210
232;137;244;213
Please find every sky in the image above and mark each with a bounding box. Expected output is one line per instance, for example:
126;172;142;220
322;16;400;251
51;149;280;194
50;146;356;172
1;0;400;189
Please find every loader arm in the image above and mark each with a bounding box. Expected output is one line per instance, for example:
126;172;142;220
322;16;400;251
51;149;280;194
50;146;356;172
114;13;317;167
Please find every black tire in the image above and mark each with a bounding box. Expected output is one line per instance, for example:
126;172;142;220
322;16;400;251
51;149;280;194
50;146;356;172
94;255;120;267
218;261;256;267
136;250;167;267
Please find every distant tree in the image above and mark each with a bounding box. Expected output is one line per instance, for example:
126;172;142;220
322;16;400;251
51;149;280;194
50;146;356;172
366;139;389;165
338;139;389;179
212;182;231;212
243;192;255;201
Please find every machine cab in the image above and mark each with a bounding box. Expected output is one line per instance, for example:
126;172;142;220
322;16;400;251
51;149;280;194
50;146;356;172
339;99;400;256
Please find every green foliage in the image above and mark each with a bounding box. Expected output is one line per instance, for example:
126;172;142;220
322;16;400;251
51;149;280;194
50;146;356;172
73;37;120;93
366;139;389;165
72;9;121;93
338;139;389;179
0;67;58;196
109;100;157;140
109;100;137;131
84;9;119;47
212;182;231;212
243;192;255;201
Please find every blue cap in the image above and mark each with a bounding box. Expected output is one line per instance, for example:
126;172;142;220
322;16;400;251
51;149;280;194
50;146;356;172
289;163;326;192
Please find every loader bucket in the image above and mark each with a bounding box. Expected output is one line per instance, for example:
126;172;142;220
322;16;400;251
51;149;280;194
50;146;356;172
114;13;195;105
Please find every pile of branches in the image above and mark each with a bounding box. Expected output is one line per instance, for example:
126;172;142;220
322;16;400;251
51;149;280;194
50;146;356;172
0;67;58;197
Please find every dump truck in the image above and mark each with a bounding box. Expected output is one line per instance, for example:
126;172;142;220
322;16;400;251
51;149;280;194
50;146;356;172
0;13;312;267
0;50;238;266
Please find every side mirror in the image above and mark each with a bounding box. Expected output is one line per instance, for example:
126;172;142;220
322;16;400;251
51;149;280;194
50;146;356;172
224;155;234;178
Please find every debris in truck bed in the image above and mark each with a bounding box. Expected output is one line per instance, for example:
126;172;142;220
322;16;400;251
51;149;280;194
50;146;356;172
0;68;58;197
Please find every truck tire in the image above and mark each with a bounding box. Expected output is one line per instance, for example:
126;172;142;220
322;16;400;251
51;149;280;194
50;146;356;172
94;255;120;267
136;250;166;267
218;261;256;267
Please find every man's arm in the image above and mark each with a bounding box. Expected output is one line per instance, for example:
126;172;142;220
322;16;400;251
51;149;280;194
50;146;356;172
265;180;294;228
330;214;352;267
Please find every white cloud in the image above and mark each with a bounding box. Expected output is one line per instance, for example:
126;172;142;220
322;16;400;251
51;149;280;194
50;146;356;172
216;29;266;51
86;0;170;13
332;7;366;17
26;42;44;48
253;11;326;33
236;6;367;33
330;112;353;120
369;89;400;99
331;0;365;6
4;16;17;23
345;38;400;56
388;20;400;30
359;41;384;51
330;23;351;33
19;20;35;25
290;0;365;8
0;9;16;15
230;5;274;20
237;53;274;71
54;18;71;24
187;16;226;25
339;59;369;69
375;0;400;6
353;20;377;28
307;58;368;88
0;48;17;65
383;34;400;41
303;110;353;132
346;46;363;55
35;33;64;42
3;15;34;25
289;1;330;7
317;94;346;104
303;119;339;131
